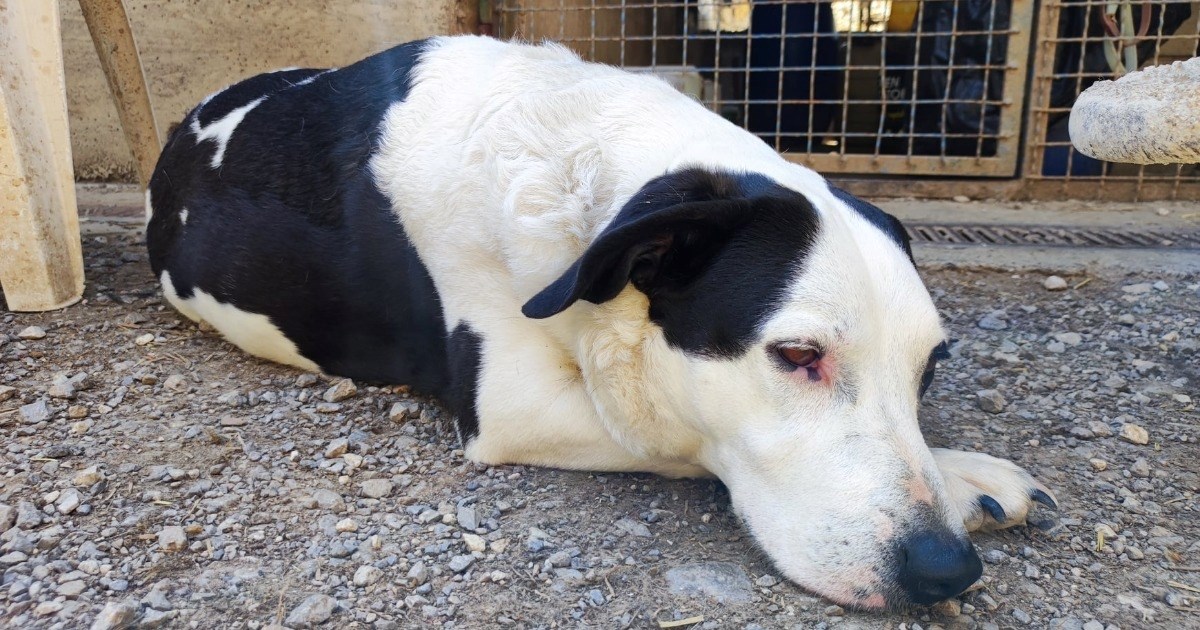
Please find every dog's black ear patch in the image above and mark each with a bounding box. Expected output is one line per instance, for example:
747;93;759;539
523;170;773;319
829;186;914;263
525;168;820;357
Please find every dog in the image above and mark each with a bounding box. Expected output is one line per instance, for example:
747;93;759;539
145;36;1057;609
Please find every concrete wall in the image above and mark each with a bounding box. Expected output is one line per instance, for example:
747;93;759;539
60;0;468;181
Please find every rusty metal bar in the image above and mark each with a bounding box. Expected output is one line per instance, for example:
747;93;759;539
77;0;160;188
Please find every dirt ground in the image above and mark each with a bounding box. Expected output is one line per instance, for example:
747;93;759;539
1;217;1197;629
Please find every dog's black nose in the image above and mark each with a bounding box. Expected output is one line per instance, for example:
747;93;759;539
897;531;982;605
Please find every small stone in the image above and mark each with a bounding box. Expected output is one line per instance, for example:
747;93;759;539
1047;341;1066;353
1054;332;1083;346
323;438;349;459
71;420;92;435
457;505;479;531
666;562;753;603
977;311;1008;330
335;518;358;533
15;501;42;529
353;565;383;586
1173;394;1193;404
361;479;393;499
157;526;186;552
342;453;363;469
448;554;476;573
984;549;1010;564
56;488;82;514
462;533;487;553
35;601;65;616
323;379;357;403
0;504;14;531
953;195;971;203
1089;458;1108;471
1119;423;1149;445
932;599;961;617
588;589;605;606
306;489;345;511
1087;420;1113;437
68;405;88;419
825;605;845;616
0;385;16;402
314;402;341;413
1153;280;1169;291
1130;458;1150;477
1043;275;1068;291
219;416;247;427
1122;283;1152;294
58;579;87;596
0;551;28;564
17;325;47;340
138;609;175;628
1082;622;1105;630
1013;608;1032;624
755;574;780;588
615;517;653;537
547;550;571;568
20;399;51;423
285;594;337;628
163;374;188;391
90;599;141;630
295;373;319;387
407;561;429;584
976;389;1006;413
49;381;76;399
135;333;155;346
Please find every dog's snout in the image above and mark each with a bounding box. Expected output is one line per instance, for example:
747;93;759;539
897;531;982;605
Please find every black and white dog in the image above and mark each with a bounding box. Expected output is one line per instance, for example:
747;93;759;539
146;36;1056;609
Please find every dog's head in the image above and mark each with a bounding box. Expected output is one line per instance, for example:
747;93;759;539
523;168;979;608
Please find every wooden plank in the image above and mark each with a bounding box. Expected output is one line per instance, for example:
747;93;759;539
0;0;86;312
77;0;160;187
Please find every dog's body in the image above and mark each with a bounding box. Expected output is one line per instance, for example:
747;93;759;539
147;36;1055;609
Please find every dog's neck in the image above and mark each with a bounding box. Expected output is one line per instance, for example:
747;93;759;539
564;289;707;469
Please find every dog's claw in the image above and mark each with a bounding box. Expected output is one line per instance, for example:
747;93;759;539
978;495;1007;522
1030;489;1058;510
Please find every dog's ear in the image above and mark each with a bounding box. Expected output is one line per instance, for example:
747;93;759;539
522;169;771;319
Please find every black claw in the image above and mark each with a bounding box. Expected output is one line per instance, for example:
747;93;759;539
1031;489;1058;510
979;495;1007;522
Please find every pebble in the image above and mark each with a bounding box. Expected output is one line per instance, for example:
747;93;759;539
0;504;13;531
615;517;653;537
588;589;605;606
361;479;393;499
0;385;16;402
457;505;479;531
285;594;337;628
90;600;141;630
295;373;319;387
1119;423;1150;445
448;554;475;573
1013;608;1033;624
323;379;357;403
335;518;358;533
1122;283;1152;294
73;467;103;487
1089;458;1108;471
56;488;82;514
163;374;188;391
1054;332;1083;346
134;333;155;346
953;195;971;203
1043;275;1068;291
462;533;487;553
324;438;349;459
68;405;88;419
666;562;753;603
976;389;1006;413
353;565;383;586
1130;458;1150;477
49;381;76;399
977;311;1008;330
17;325;47;340
58;580;87;596
157;526;187;552
20;399;51;424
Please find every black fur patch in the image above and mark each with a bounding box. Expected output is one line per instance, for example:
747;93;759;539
525;169;821;357
446;323;483;441
829;186;914;263
147;41;453;395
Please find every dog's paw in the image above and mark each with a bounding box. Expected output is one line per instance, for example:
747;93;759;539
932;448;1058;532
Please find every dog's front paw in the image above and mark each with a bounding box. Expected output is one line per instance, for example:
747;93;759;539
932;448;1058;532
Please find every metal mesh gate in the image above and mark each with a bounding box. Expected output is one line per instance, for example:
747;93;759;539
495;0;1033;176
1024;0;1200;200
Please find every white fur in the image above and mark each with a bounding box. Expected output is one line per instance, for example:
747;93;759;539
179;207;188;226
160;271;318;372
143;188;153;228
192;97;266;168
364;37;1056;607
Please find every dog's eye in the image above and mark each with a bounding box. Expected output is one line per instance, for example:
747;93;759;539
775;345;821;370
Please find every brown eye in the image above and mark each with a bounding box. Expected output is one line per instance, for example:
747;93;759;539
776;346;821;369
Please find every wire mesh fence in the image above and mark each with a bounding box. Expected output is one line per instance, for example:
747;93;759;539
493;0;1200;199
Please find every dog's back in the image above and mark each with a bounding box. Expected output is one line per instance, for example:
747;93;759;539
146;41;450;390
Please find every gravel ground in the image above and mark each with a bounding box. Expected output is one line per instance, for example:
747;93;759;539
1;218;1197;630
